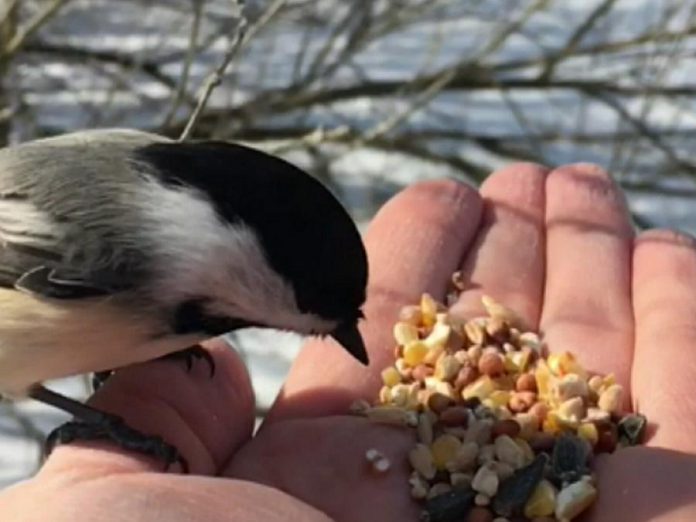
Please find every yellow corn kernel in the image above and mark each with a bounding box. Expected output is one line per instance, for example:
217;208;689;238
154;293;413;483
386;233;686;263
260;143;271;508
423;344;446;366
506;349;531;373
435;355;462;382
462;375;498;401
393;321;419;346
493;374;516;391
503;354;518;373
431;434;462;470
403;341;429;366
555;479;597;520
578;422;599;446
601;372;616;392
378;385;391;404
421;293;438;327
423;321;452;351
381;366;402;388
535;359;553;398
547;353;564;376
548;351;587;379
481;294;522;327
487;390;512;409
542;411;563;435
561;352;588;380
524;479;557;518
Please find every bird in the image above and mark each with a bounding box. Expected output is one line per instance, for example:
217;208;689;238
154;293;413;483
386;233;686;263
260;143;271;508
0;128;369;468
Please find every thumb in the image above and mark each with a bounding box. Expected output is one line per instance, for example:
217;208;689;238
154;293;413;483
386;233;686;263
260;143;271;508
38;338;255;477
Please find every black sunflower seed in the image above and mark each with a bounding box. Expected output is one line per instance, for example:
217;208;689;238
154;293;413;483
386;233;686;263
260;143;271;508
617;413;647;447
492;453;548;517
552;433;590;485
420;488;475;522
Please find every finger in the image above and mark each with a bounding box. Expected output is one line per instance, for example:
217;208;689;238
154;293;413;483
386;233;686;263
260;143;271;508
268;180;483;422
42;339;255;476
451;162;548;327
1;473;332;522
226;416;419;522
589;447;696;521
632;229;696;452
539;164;634;392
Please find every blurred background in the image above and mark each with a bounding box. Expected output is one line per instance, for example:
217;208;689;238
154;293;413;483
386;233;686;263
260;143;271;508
2;0;696;486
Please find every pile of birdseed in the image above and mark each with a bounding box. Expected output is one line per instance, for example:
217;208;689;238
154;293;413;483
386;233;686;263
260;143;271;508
351;274;647;522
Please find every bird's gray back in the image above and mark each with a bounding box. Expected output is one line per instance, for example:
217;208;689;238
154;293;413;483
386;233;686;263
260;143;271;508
0;129;172;293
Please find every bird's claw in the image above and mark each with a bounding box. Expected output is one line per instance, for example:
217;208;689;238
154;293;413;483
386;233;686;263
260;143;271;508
163;344;216;377
45;413;188;472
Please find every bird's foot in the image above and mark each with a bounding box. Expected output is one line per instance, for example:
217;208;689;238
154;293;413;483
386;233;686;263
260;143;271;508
91;370;114;391
90;345;215;392
162;344;216;377
45;413;187;472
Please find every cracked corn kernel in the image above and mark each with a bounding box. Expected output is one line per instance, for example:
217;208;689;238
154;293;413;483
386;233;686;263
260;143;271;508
494;435;526;469
463;375;498;401
409;443;437;480
393;321;419;345
554;479;597;521
403;341;429;366
553;374;589;402
523;480;556;518
547;352;587;379
381;366;402;387
542;411;563;435
472;464;499;497
435;355;462;382
557;397;586;426
577;422;599;446
485;390;511;409
421;293;439;327
432;434;462;470
423;321;453;351
481;294;521;327
534;360;553;399
598;384;623;415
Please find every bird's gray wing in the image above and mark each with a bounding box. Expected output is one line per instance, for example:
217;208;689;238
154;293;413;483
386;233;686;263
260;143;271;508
0;129;168;300
0;178;144;300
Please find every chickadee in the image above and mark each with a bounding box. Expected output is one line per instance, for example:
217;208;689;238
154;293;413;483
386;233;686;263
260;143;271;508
0;129;369;466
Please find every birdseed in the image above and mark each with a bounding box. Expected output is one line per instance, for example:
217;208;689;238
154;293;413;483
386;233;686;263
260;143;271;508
350;285;650;522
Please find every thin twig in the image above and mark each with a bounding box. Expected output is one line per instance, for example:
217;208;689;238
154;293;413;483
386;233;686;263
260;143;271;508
586;89;696;176
178;18;247;141
162;0;205;128
539;0;618;80
0;0;20;27
361;67;457;142
24;41;178;88
0;0;71;59
472;0;550;62
179;0;287;141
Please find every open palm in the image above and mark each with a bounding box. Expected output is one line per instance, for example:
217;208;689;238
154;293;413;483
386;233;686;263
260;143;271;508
2;163;695;522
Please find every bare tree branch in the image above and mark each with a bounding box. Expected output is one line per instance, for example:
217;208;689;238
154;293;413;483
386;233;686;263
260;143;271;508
0;0;71;59
538;0;618;80
23;42;178;88
162;0;205;128
179;0;287;141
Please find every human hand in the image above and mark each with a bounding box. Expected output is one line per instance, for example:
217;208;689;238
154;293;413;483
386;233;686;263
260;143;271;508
1;163;695;522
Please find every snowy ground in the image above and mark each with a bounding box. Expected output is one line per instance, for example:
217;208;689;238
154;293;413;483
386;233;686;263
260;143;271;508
3;0;696;488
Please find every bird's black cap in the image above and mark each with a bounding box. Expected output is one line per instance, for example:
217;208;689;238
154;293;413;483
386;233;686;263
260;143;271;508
136;140;369;364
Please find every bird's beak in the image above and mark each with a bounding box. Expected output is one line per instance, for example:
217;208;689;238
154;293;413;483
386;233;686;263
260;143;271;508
331;322;369;365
